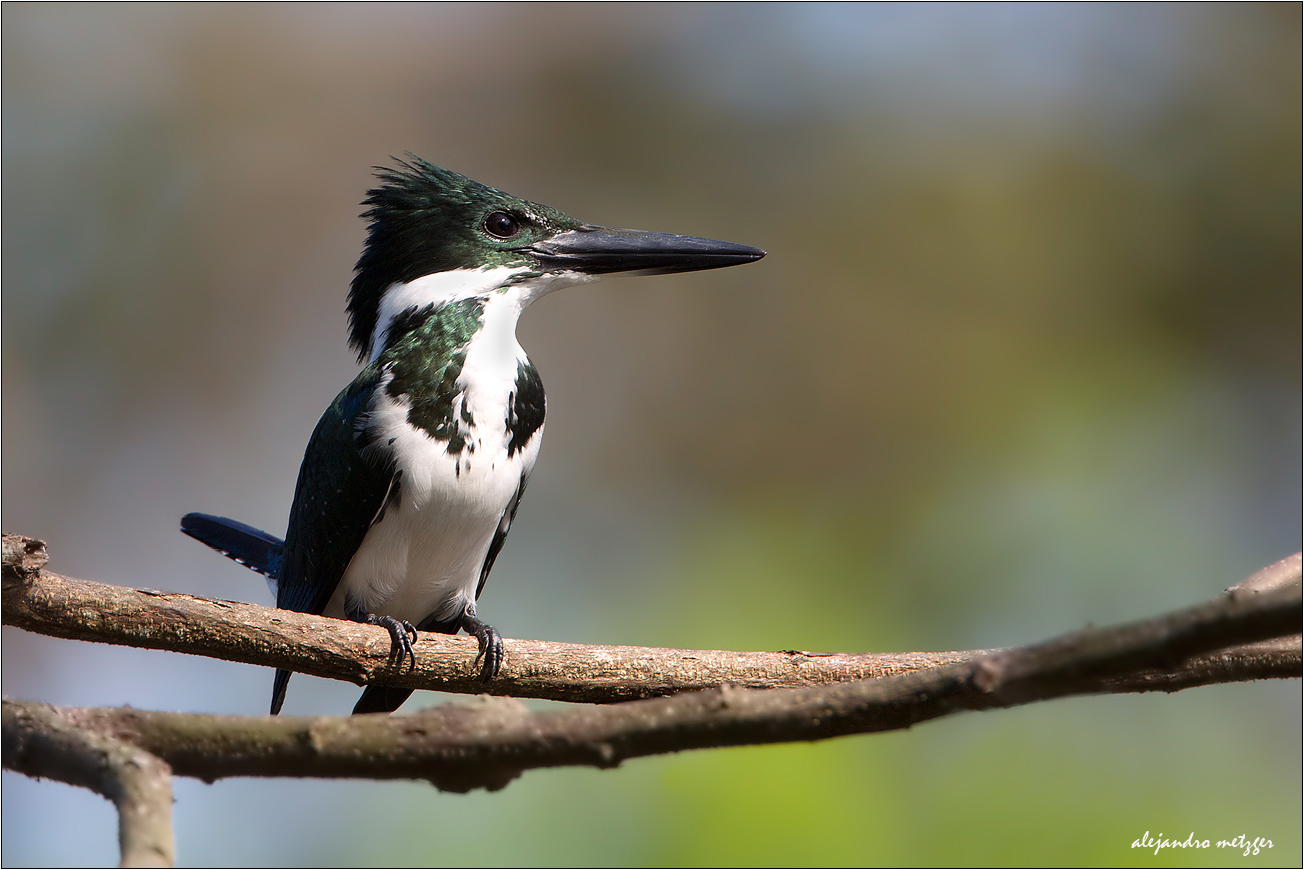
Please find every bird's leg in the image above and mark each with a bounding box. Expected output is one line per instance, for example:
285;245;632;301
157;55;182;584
345;602;418;672
458;606;504;680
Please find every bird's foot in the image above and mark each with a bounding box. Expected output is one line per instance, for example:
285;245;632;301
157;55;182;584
459;613;504;681
348;606;418;672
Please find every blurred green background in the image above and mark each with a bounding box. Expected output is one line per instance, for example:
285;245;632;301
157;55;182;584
2;4;1299;866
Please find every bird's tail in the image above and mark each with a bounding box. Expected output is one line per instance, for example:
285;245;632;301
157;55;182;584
182;512;291;713
180;512;284;592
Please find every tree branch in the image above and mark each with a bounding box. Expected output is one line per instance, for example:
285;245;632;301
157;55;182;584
4;570;1298;798
3;534;1298;867
2;700;174;867
4;535;1299;703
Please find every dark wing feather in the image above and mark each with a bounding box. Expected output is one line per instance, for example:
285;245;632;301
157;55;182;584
276;369;397;616
475;471;530;599
272;368;398;714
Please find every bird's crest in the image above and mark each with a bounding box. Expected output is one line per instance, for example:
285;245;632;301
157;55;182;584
347;156;579;361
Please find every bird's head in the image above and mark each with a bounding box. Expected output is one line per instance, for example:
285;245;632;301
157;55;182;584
348;156;765;361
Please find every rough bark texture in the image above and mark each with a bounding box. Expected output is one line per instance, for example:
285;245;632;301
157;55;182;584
4;574;1299;793
4;536;1299;703
2;534;1300;867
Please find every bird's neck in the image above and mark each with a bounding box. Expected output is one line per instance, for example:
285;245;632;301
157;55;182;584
368;268;601;364
376;294;516;418
365;269;597;445
369;267;524;364
371;288;537;449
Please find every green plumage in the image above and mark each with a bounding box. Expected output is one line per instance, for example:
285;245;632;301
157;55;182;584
182;156;765;716
348;157;582;360
382;298;486;448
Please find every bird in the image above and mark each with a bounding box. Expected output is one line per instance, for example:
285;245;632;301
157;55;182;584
181;157;765;715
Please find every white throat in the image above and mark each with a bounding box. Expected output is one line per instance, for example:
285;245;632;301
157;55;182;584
368;267;599;363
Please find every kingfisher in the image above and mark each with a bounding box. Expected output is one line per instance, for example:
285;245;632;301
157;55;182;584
181;157;765;715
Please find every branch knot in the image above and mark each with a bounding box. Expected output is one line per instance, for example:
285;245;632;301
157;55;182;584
2;534;49;587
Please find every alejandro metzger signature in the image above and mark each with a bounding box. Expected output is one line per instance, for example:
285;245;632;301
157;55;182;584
1132;831;1274;857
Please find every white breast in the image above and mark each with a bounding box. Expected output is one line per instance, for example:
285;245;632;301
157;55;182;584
328;289;543;626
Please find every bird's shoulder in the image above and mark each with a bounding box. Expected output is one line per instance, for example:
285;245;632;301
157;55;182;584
277;365;400;612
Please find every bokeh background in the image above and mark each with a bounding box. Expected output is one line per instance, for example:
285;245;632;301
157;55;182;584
3;4;1300;866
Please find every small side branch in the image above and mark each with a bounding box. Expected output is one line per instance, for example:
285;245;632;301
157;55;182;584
3;536;1299;703
2;701;174;867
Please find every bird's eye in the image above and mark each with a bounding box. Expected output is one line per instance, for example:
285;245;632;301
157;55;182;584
483;211;520;239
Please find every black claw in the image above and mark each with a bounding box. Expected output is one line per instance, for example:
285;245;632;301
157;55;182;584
348;605;418;673
475;631;504;681
376;616;418;671
460;614;504;681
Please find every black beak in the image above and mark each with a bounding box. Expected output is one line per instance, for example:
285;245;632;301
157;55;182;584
518;224;766;275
